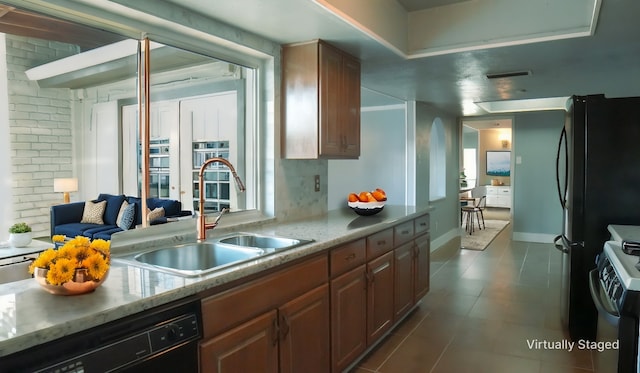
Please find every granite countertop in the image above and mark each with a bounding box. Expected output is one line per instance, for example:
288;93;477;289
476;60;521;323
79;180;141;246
0;205;429;357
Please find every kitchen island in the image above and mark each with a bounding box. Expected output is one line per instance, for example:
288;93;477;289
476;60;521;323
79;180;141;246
0;204;431;371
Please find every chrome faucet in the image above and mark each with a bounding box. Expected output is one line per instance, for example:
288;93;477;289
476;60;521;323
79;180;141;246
197;157;245;241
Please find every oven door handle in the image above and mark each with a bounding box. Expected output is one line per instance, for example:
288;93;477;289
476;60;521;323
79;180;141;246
588;269;620;326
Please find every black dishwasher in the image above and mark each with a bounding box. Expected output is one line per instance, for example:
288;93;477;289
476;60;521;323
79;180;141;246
1;297;202;373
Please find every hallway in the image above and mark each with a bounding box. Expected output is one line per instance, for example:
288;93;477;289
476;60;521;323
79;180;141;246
352;224;597;372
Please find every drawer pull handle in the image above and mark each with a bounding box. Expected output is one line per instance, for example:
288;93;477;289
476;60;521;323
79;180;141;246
280;315;290;340
344;253;356;261
401;230;410;235
419;222;427;227
377;240;386;245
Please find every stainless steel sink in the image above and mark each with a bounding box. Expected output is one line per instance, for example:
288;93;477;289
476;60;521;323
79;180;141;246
116;242;263;277
112;233;313;277
217;233;313;252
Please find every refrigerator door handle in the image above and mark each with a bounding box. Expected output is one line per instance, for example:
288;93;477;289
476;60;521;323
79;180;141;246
554;234;569;254
555;127;568;209
554;234;583;254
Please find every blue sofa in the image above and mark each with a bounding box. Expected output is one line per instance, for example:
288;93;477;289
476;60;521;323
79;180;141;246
50;193;192;240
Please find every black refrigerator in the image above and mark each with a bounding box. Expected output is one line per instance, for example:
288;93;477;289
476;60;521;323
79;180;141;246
556;94;640;342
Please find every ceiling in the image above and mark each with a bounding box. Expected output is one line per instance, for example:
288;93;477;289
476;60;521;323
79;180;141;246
3;0;639;118
151;0;639;117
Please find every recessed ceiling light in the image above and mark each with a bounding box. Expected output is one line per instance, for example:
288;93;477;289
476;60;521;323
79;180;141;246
475;97;571;113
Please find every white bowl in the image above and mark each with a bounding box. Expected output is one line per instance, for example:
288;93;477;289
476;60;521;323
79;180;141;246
348;201;385;216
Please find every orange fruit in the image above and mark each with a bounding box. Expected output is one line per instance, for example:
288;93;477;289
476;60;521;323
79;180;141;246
375;188;386;198
358;191;369;202
366;192;377;202
372;190;386;201
348;193;359;202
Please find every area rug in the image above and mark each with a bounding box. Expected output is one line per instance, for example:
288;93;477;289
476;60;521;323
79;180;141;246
461;219;510;251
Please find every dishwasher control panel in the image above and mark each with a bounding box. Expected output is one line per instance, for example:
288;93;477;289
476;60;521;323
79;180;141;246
34;313;200;373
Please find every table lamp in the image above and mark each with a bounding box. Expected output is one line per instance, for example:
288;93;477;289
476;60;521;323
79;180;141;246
53;178;78;203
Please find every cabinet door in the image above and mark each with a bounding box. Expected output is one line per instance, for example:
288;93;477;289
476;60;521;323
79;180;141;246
394;243;414;320
340;53;360;157
331;264;367;373
414;234;430;302
319;42;344;157
367;251;394;344
279;284;330;373
200;310;278;373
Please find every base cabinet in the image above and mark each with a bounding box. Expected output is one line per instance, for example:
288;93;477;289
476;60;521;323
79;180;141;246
366;251;394;344
330;264;367;373
199;256;329;373
486;186;511;208
199;214;430;373
200;285;329;373
394;242;414;320
200;310;279;373
279;284;330;373
413;233;430;302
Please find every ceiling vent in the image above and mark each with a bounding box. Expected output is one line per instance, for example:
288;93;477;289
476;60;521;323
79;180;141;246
486;70;531;79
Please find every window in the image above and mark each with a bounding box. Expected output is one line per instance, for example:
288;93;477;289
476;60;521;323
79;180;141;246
429;118;446;201
120;42;257;214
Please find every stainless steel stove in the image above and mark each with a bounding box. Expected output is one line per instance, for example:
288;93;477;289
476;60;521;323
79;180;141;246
590;240;640;373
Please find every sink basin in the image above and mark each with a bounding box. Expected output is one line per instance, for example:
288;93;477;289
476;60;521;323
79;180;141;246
217;233;313;252
112;234;313;277
121;242;263;277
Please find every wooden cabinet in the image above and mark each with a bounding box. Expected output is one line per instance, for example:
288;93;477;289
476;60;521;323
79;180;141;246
413;232;430;302
394;214;430;321
200;255;329;373
279;284;330;373
200;310;278;373
331;264;367;373
200;214;430;373
486;186;511;208
366;251;394;344
282;39;361;159
393;242;414;320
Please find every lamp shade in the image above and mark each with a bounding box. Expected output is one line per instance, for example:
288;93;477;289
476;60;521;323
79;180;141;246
53;178;78;193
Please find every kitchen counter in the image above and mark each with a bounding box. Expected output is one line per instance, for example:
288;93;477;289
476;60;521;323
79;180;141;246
0;204;429;357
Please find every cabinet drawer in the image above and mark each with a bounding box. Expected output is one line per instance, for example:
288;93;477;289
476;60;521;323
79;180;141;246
366;229;393;259
330;239;366;277
394;221;414;246
414;215;430;236
201;255;328;338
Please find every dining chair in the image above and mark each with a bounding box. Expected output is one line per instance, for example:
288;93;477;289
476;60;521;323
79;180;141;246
461;195;486;234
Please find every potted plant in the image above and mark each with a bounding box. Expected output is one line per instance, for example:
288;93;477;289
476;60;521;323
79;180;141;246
9;222;32;247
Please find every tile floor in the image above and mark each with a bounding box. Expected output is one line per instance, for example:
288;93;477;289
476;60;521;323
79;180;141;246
352;209;598;373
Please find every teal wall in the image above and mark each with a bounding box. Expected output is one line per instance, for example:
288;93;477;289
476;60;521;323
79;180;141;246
415;102;459;245
512;110;565;242
328;106;407;210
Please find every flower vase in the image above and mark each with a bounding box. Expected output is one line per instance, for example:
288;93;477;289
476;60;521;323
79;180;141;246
34;267;109;296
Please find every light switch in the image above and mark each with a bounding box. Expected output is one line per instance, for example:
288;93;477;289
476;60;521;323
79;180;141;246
516;156;522;164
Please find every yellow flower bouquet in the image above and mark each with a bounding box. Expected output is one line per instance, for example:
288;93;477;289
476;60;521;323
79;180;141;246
29;236;110;295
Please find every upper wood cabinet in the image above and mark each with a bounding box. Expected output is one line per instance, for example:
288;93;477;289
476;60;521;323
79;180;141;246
282;39;361;159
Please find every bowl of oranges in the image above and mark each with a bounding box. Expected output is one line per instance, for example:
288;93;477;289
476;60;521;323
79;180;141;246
347;188;387;216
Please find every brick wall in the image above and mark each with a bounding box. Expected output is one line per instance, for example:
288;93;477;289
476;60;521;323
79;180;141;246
6;35;78;238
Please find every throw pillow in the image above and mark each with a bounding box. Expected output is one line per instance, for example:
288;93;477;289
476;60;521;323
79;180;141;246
147;207;165;222
80;200;107;224
116;201;136;230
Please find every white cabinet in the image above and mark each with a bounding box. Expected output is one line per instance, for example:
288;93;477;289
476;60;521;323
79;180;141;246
486;186;511;208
